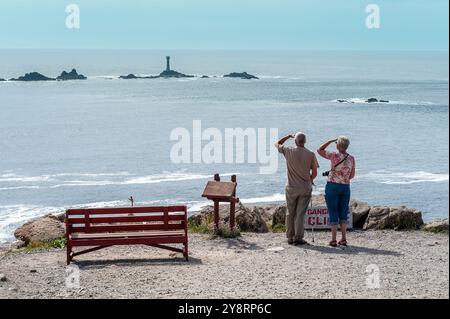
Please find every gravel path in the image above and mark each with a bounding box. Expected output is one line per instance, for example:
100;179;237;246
0;230;448;299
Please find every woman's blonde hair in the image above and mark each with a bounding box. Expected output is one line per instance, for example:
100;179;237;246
337;136;350;150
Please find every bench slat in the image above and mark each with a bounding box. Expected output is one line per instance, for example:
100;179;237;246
66;206;187;215
70;223;184;233
68;236;187;247
71;230;185;239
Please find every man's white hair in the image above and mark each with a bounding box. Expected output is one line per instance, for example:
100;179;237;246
337;136;350;150
295;132;306;145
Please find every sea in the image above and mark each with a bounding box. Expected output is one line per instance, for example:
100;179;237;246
0;50;448;242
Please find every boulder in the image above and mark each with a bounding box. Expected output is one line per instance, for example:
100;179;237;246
189;203;268;233
0;273;7;282
56;69;87;80
10;72;55;81
224;72;259;80
422;219;449;233
14;214;65;245
272;205;287;226
363;206;424;230
351;200;371;228
236;206;269;233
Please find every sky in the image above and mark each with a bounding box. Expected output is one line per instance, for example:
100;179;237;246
0;0;448;50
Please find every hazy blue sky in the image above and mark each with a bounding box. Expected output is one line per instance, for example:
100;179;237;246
0;0;448;50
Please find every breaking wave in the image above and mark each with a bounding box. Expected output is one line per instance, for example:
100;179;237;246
359;170;449;185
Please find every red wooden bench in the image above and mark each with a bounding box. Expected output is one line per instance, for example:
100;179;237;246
65;206;188;264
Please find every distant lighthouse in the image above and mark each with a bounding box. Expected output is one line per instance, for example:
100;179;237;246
166;56;171;71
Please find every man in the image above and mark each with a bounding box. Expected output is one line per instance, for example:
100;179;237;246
275;132;319;245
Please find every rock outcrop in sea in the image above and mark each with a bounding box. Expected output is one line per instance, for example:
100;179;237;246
56;69;87;81
337;98;389;103
224;72;259;79
119;74;158;79
10;72;56;81
0;78;5;82
119;56;193;79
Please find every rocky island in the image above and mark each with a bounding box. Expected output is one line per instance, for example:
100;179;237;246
10;72;56;81
56;69;87;81
119;74;157;80
224;72;259;79
119;56;193;80
337;98;389;103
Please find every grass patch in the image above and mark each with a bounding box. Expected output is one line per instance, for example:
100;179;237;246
271;223;286;233
216;225;241;238
188;223;210;234
15;238;67;252
188;220;241;238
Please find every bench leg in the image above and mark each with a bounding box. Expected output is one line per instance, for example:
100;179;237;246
183;242;189;261
66;245;72;265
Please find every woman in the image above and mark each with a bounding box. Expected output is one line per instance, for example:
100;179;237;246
317;136;355;247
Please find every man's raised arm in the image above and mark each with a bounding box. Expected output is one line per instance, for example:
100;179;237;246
274;134;295;149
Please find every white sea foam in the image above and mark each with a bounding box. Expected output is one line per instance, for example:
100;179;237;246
241;193;285;204
360;171;449;185
0;171;238;190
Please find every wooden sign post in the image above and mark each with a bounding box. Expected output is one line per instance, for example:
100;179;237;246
202;173;239;230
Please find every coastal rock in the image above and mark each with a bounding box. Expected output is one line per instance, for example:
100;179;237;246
351;200;371;228
201;75;209;78
272;206;287;226
422;219;449;233
224;72;259;80
14;214;65;245
57;69;86;81
236;205;269;233
363;206;424;231
10;72;55;81
0;78;5;82
188;203;268;233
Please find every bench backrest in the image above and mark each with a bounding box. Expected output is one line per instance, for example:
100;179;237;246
66;206;188;234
